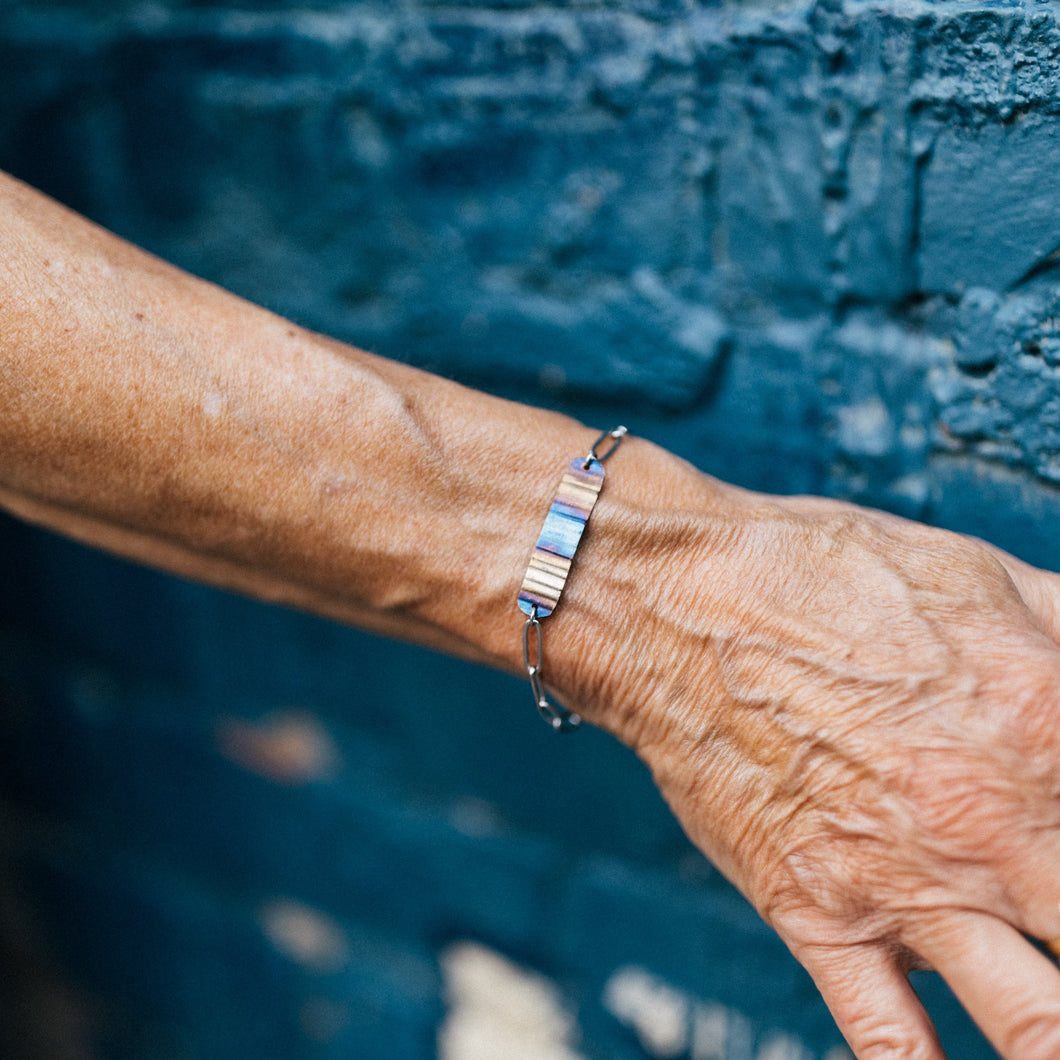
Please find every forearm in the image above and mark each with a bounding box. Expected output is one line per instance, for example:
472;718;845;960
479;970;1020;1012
0;174;561;662
0;171;737;726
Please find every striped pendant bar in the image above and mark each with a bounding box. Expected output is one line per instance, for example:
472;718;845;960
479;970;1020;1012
518;458;606;619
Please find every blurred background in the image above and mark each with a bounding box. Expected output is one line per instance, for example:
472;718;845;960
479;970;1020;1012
2;0;1058;1056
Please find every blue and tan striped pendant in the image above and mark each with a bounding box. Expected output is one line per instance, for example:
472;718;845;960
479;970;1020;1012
518;457;606;619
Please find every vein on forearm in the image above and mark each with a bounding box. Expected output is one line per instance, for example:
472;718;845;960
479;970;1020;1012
0;172;569;673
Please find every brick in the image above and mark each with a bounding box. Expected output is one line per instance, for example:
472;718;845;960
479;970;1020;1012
920;114;1060;292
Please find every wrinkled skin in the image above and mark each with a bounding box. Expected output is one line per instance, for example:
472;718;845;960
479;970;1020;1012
598;491;1060;1059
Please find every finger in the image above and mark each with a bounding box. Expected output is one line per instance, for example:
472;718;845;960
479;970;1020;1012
801;945;946;1060
911;912;1060;1060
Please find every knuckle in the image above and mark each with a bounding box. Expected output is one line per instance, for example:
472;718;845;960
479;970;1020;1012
1002;1005;1060;1060
853;1023;940;1060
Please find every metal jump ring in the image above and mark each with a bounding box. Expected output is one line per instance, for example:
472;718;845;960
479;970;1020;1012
583;425;628;469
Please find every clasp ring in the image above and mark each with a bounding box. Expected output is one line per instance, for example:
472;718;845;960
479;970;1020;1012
584;425;627;469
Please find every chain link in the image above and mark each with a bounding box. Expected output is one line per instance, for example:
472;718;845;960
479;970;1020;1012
522;605;581;732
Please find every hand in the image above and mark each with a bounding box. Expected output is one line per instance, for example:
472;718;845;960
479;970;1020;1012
577;478;1060;1059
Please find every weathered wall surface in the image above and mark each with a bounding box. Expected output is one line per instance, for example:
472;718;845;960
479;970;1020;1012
1;1;1056;1057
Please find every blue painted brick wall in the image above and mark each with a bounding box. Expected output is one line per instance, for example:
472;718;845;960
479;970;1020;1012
3;1;1059;1057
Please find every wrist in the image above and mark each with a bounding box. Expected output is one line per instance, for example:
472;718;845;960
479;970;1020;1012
522;435;748;750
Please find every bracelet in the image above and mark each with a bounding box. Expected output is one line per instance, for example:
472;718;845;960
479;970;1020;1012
517;426;627;731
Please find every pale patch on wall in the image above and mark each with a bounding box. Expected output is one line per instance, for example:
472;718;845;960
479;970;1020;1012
604;964;691;1057
259;898;350;973
438;941;585;1060
216;709;341;784
602;965;852;1060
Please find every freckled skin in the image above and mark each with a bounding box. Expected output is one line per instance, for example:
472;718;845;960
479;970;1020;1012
5;170;1060;1059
